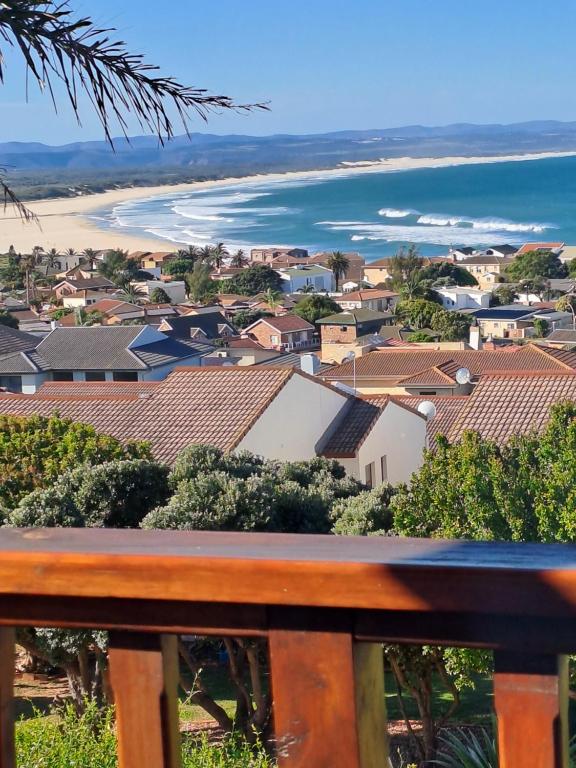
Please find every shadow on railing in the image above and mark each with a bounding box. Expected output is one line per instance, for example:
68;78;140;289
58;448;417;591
0;528;575;767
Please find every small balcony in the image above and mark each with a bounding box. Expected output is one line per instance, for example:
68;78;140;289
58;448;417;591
0;528;574;766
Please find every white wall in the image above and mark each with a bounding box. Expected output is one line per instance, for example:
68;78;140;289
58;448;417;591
356;401;426;485
141;357;201;380
21;372;48;394
238;373;348;460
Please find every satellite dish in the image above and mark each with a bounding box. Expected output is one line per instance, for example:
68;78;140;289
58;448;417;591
417;401;437;421
455;367;472;385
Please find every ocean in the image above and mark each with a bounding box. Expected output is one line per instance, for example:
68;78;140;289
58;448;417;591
91;155;576;262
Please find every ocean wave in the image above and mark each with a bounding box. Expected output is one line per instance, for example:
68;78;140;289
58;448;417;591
378;208;417;218
415;213;551;233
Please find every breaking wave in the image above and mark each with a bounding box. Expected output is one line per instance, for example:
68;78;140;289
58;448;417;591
378;208;417;218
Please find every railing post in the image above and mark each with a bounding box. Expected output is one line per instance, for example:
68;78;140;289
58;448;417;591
0;629;14;768
494;652;569;768
109;632;181;768
269;628;388;767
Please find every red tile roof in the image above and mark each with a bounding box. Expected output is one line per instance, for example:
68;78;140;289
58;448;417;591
394;395;470;445
246;314;314;334
337;289;399;301
516;242;565;255
320;345;576;382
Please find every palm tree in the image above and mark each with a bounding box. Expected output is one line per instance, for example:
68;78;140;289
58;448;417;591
298;284;316;294
82;248;98;271
230;249;248;268
118;284;147;305
44;248;62;271
74;308;105;326
326;251;350;290
211;242;229;270
0;3;265;219
65;247;77;257
177;246;201;262
199;245;216;264
263;288;283;313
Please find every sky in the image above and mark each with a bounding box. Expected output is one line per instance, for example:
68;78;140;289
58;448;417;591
1;0;576;144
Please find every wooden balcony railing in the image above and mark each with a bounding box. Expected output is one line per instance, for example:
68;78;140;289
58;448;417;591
0;528;575;767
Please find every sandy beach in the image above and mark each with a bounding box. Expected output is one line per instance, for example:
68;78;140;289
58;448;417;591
1;150;575;253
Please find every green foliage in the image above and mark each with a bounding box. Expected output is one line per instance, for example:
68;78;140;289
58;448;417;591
533;317;550;337
0;414;151;511
143;444;361;534
421;262;479;287
186;262;217;303
0;310;18;329
331;484;396;535
231;309;272;331
293;294;341;324
386;245;424;290
434;728;497;768
430;310;473;341
325;250;350;289
163;258;196;277
97;250;138;282
505;249;567;280
226;264;283;296
395;299;442;329
406;331;436;342
15;702;272;768
50;308;73;320
490;284;518;306
8;459;169;528
149;287;172;304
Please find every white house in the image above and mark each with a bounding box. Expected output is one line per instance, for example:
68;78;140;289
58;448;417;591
134;280;187;304
0;367;426;484
275;265;335;293
435;286;491;311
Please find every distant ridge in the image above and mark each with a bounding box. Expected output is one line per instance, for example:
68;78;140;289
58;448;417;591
5;121;576;201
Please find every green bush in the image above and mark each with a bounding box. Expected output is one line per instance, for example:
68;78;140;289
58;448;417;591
16;702;272;767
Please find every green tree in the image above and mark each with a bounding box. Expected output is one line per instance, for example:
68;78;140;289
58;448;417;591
430;310;473;341
186;261;217;303
163;258;197;278
395;298;442;329
226;264;284;296
0;413;150;511
149;287;172;304
505;250;567;281
0;311;18;329
491;284;519;306
420;262;478;287
406;331;436;343
386;245;424;288
117;283;147;305
326;250;350;290
97;250;134;282
533;317;550;337
293;294;342;324
231;309;270;331
230;249;248;268
81;248;98;270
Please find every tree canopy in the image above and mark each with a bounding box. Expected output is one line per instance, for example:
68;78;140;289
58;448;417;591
293;294;342;324
225;264;284;296
505;250;567;281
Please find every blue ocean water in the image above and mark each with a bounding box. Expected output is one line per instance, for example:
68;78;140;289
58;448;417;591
92;155;576;262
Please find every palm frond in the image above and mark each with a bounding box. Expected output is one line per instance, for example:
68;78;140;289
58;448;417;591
0;169;38;222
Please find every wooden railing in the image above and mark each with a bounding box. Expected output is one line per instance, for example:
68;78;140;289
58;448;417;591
0;528;575;767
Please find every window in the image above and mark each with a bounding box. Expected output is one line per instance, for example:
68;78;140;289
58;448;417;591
112;371;138;382
365;462;375;488
0;376;22;393
419;390;437;396
52;371;74;382
85;371;106;382
270;335;279;345
341;326;348;332
380;456;388;482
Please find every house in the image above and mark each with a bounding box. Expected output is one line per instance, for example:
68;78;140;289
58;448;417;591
158;310;236;342
275;265;335;293
214;294;252;314
363;259;392;286
473;306;572;339
317;309;395;362
308;252;365;283
544;329;576;348
251;247;308;264
318;344;576;395
139;252;177;272
458;255;514;281
334;289;400;313
0;325;43;392
204;338;282;367
244;315;316;351
0;367;426;484
485;245;518;259
53;277;117;301
0;325;213;393
450;247;478;261
516;242;565;256
134;280;186;304
435;286;491;311
557;245;576;264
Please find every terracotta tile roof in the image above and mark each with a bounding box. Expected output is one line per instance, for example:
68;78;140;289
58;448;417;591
37;381;159;397
337;289;399;301
394;395;470;444
321;398;385;458
320;345;575;381
445;373;576;443
225;338;264;349
516;242;564;255
399;363;459;387
245;315;314;333
0;368;297;463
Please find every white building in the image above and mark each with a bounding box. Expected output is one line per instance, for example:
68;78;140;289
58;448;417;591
436;286;491;311
275;265;335;293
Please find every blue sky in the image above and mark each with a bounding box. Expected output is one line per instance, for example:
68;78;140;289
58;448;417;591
1;0;575;143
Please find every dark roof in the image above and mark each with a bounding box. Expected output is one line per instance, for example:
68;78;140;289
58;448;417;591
316;309;393;326
321;398;384;457
474;308;536;320
455;247;476;255
160;311;236;340
257;352;303;368
547;330;576;343
0;325;40;355
486;244;517;255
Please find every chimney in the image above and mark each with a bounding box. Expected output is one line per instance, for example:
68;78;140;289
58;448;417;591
469;325;482;350
300;353;320;375
50;320;58;331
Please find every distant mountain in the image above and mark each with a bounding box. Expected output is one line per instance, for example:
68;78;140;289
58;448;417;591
5;121;576;201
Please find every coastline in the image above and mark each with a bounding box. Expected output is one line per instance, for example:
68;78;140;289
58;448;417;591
1;150;575;253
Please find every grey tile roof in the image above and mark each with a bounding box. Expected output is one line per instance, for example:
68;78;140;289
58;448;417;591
0;352;39;374
161;312;236;340
0;326;40;355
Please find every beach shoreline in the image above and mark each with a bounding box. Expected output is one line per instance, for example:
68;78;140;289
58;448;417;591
1;150;575;253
